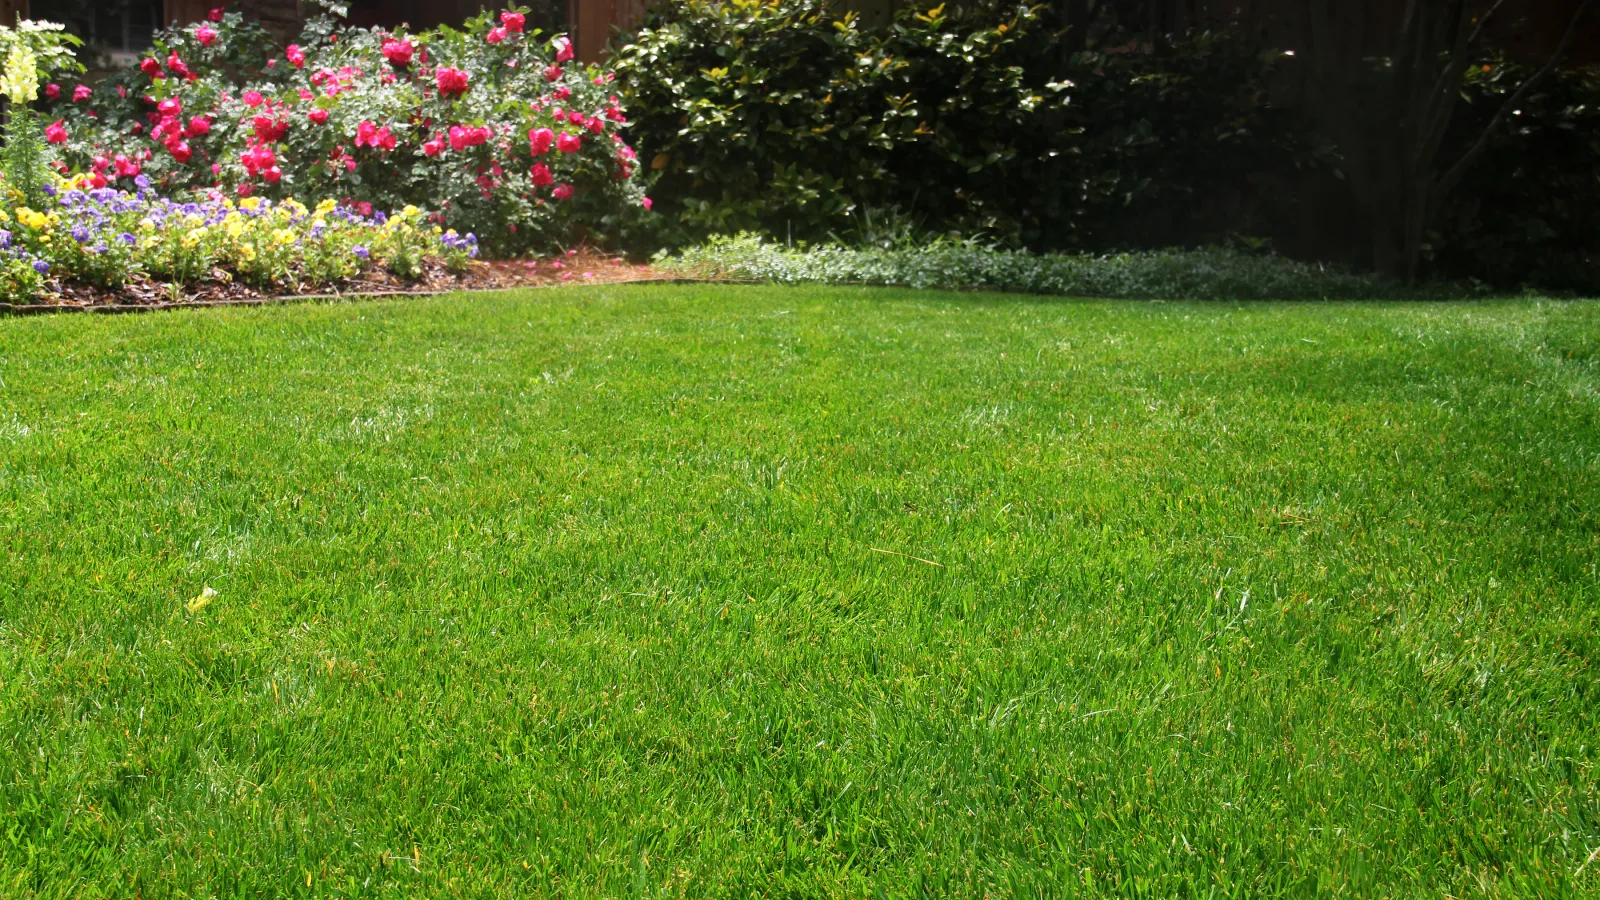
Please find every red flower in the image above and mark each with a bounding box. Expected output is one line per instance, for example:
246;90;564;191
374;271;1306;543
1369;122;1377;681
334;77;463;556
552;85;571;100
44;120;67;143
167;53;191;78
139;57;163;78
170;140;193;162
73;84;91;102
553;35;574;63
196;25;217;46
286;44;306;67
114;154;142;178
253;114;288;142
263;166;282;183
435;66;469;97
188;115;212;135
44;83;59;100
555;131;581;153
242;90;264;108
381;39;413;67
354;120;397;150
209;7;223;21
501;10;525;31
528;126;554;154
158;97;182;116
530;162;553;186
544;64;562;82
423;137;444;156
308;108;329;124
486;27;506;44
552;183;573;200
567;110;584;125
642;197;653;211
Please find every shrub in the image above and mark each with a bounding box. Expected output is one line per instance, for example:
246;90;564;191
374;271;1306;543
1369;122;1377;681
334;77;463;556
659;234;1406;301
36;5;648;256
1430;60;1600;293
613;0;1300;252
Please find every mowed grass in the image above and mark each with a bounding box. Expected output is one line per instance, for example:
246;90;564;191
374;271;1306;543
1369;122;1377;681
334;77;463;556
1;285;1598;898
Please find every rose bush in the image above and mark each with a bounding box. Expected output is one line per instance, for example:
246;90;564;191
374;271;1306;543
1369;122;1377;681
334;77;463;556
39;6;648;255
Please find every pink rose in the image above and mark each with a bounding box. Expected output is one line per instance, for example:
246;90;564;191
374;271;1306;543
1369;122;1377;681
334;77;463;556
73;84;91;102
435;66;469;97
44;83;59;100
381;39;413;67
286;44;305;67
188;115;212;135
208;7;223;21
501;11;525;31
242;90;264;108
530;162;553;186
486;27;506;44
553;35;574;63
528;126;554;154
44;120;67;143
195;25;217;46
552;183;573;200
555;131;581;153
642;197;653;211
308;108;328;124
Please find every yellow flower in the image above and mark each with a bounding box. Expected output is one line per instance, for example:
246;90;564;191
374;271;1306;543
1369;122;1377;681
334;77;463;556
0;208;10;224
16;208;49;230
226;219;245;238
272;228;295;246
401;205;420;219
238;244;256;261
240;197;263;212
315;198;337;215
139;217;157;231
182;227;207;248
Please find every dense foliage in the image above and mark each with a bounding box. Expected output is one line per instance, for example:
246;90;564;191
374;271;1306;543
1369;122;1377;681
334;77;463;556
613;0;1300;252
36;6;648;256
1430;60;1600;292
661;235;1402;300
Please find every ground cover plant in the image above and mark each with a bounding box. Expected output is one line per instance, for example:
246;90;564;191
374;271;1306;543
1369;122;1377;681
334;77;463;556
1;284;1598;895
663;234;1406;301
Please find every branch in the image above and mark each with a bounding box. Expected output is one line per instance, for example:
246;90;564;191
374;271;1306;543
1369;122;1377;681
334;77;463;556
1435;0;1596;201
1415;0;1506;172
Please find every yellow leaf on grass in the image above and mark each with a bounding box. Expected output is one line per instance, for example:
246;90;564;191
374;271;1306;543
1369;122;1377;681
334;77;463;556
187;586;217;614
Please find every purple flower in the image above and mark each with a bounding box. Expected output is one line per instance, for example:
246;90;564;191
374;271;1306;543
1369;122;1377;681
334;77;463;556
32;260;49;274
71;226;90;243
118;232;136;246
0;230;11;249
354;245;370;259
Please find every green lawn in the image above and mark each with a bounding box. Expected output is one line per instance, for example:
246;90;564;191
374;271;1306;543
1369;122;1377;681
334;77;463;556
2;285;1598;897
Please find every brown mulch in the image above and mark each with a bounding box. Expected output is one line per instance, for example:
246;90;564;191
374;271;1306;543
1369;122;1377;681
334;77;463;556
0;250;691;315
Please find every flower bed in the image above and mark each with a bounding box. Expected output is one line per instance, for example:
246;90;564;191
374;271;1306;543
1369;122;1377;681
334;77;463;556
0;173;481;304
